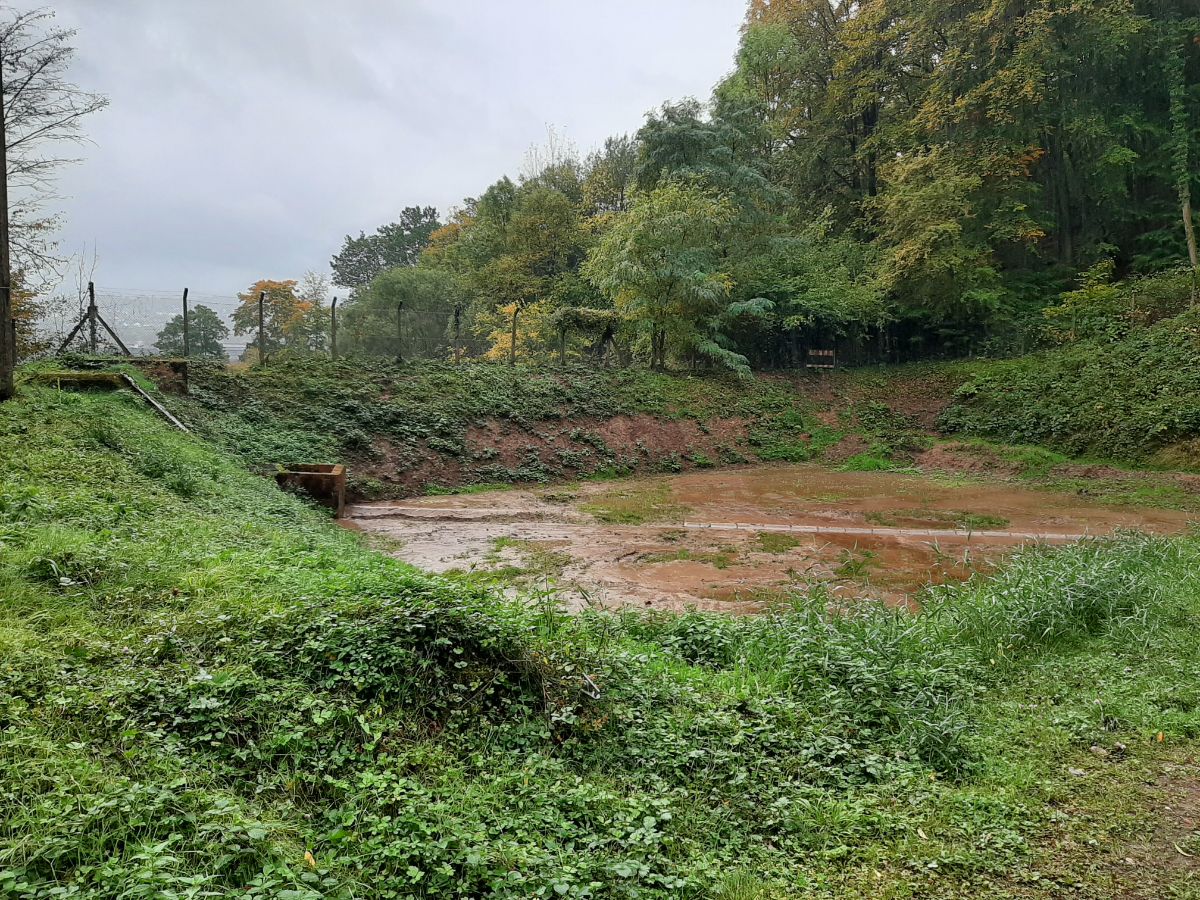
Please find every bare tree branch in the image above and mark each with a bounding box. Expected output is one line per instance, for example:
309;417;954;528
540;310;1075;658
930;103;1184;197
0;7;108;283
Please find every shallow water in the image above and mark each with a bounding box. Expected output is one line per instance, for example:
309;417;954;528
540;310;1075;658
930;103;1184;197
346;464;1196;613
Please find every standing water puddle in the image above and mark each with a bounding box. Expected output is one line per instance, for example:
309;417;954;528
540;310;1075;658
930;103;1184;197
346;465;1196;613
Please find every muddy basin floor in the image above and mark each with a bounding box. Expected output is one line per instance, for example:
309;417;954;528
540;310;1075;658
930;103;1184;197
345;464;1197;613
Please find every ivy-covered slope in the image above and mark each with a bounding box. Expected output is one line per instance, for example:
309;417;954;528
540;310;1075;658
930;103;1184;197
3;383;1200;896
942;310;1200;464
173;358;959;498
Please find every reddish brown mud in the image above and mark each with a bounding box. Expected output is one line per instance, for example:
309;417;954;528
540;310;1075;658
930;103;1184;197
346;464;1195;613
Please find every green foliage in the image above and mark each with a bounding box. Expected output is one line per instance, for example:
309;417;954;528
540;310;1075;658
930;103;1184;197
941;307;1200;460
584;182;738;370
341;267;463;359
330;206;441;292
177;357;822;486
840;453;895;472
582;135;638;215
1042;263;1196;345
6;386;1200;896
756;532;801;553
869;146;1006;332
232;277;330;358
153;304;228;360
326;4;1200;369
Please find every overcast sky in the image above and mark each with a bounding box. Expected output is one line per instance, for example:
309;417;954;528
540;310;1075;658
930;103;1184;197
43;0;746;298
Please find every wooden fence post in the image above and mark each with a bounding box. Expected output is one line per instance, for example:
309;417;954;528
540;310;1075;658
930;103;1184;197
330;296;337;359
257;291;266;365
181;287;190;393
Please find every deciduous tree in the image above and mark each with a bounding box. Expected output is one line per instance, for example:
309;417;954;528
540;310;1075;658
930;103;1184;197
331;206;440;293
0;7;107;399
584;182;737;370
154;305;228;360
232;278;309;358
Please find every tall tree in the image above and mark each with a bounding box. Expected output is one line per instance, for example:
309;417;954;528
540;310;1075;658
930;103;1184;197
154;305;228;360
1165;33;1199;274
584;182;738;370
582;135;639;215
0;7;106;400
330;206;440;292
341;267;462;359
296;270;332;352
232;278;311;359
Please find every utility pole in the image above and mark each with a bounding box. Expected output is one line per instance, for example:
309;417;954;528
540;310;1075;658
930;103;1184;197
0;58;13;400
181;287;190;394
257;290;266;365
330;296;337;359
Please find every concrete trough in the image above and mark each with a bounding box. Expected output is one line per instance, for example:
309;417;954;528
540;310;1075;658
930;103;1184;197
275;463;347;517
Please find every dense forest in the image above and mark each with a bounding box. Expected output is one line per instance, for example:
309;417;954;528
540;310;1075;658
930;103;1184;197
307;0;1200;372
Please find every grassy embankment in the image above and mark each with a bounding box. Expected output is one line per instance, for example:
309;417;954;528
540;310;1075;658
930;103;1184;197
144;324;1200;514
3;379;1200;897
943;308;1200;467
167;357;954;498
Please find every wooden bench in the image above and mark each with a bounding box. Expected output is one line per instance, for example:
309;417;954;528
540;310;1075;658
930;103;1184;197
806;349;837;370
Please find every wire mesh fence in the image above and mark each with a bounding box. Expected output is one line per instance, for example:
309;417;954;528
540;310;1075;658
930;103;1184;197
38;284;252;360
34;284;465;365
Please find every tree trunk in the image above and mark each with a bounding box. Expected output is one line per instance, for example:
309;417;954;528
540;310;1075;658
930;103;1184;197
1182;188;1199;270
0;59;12;401
1184;188;1199;307
1167;42;1199;302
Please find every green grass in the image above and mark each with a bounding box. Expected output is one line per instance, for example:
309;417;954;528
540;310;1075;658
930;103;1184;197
425;481;513;496
5;382;1200;897
968;439;1070;477
639;547;739;569
757;532;803;553
865;509;1012;530
580;482;688;525
840;453;897;471
480;536;573;582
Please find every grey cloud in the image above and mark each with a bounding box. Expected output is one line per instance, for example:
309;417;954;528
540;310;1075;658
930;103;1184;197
41;0;744;296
